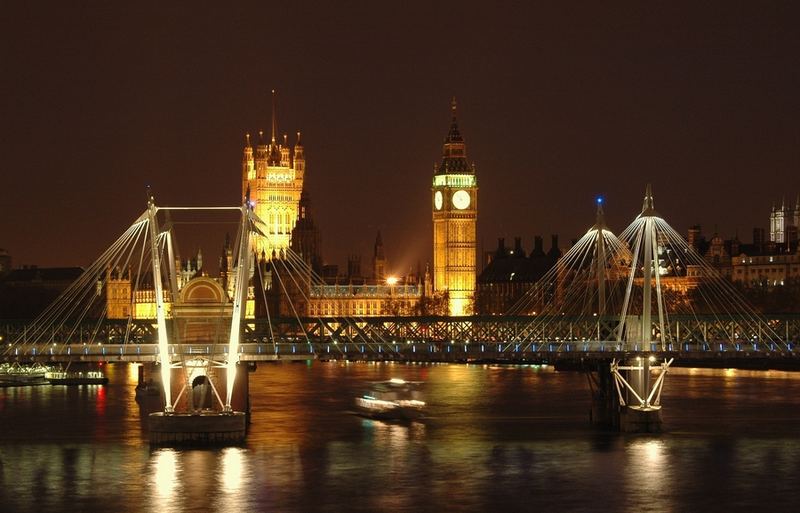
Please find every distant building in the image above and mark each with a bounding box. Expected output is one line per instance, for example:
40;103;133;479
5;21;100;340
262;221;434;318
688;224;800;288
0;265;84;319
432;98;478;316
242;91;306;258
730;244;800;287
770;195;800;243
2;266;84;291
475;236;560;315
0;248;10;276
104;245;256;320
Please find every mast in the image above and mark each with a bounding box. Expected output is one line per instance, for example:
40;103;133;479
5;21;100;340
224;198;253;411
147;193;173;412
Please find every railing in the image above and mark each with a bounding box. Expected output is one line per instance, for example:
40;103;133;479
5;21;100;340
1;339;797;363
3;315;799;346
2;314;798;363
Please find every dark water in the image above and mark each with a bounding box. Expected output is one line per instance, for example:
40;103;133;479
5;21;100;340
2;362;800;512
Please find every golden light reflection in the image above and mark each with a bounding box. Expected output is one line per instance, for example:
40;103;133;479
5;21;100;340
152;449;180;500
638;439;665;466
128;363;141;385
220;447;246;492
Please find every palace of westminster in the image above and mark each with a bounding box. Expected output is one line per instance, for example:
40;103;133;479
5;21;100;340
2;97;799;319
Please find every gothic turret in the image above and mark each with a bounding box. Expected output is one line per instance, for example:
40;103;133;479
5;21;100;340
290;190;322;274
280;134;291;167
372;231;386;281
243;91;306;257
242;134;255;198
294;131;305;176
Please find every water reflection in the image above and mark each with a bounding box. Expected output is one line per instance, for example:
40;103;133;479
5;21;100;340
151;449;180;512
624;438;672;513
220;447;246;492
1;363;800;512
362;418;427;449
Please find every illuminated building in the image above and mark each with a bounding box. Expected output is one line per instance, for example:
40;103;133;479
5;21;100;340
105;245;256;320
106;93;436;322
242;91;305;257
263;215;434;317
731;250;800;287
432;98;478;316
769;195;800;243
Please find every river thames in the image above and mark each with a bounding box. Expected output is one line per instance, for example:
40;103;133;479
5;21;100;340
1;362;800;512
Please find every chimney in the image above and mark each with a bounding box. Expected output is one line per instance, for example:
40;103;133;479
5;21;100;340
532;236;544;257
496;238;506;257
513;237;524;257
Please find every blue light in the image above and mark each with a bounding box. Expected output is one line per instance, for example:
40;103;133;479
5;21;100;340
596;196;604;205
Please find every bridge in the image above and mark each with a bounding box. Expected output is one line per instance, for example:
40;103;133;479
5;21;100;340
2;185;798;436
2;315;798;363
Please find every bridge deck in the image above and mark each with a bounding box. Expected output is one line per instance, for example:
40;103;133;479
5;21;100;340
2;341;797;364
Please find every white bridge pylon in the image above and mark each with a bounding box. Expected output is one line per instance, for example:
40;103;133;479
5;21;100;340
613;184;672;414
145;193;263;414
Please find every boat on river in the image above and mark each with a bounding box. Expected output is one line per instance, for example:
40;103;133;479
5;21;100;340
135;379;161;400
46;370;108;385
0;363;49;386
355;378;426;421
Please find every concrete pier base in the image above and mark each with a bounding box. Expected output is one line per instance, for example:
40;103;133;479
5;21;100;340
588;363;620;429
620;405;663;433
149;412;247;445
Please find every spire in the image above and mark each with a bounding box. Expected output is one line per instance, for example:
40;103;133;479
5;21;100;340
437;96;470;175
641;184;658;216
267;90;282;166
296;131;302;146
446;96;463;144
245;133;251;146
271;89;277;144
593;197;607;230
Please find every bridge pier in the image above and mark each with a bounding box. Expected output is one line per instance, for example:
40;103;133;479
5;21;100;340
587;362;620;429
611;357;672;433
586;357;672;432
142;361;252;445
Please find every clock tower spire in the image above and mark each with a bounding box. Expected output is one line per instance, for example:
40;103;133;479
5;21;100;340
432;97;478;316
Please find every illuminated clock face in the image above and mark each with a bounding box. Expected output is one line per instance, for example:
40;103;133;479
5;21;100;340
434;191;443;210
452;190;471;210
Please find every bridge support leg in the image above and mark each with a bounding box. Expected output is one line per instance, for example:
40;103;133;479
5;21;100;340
228;362;253;422
587;362;620;429
611;357;672;433
135;363;163;401
148;362;250;446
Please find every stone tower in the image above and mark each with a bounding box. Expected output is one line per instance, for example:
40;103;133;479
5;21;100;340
432;98;478;316
372;231;386;281
242;91;305;257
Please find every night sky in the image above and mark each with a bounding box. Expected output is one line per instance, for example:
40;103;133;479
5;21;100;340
2;2;798;275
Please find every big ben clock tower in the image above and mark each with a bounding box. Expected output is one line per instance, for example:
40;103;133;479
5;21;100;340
432;98;477;316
